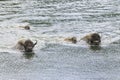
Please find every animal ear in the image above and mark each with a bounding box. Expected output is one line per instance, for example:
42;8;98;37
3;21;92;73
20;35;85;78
33;40;37;46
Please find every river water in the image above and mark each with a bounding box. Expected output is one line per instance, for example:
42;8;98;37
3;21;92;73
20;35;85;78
0;0;120;80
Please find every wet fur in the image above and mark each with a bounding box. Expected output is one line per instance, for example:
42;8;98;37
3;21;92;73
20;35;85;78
24;25;30;30
14;39;37;52
19;25;30;30
64;37;77;44
81;33;101;46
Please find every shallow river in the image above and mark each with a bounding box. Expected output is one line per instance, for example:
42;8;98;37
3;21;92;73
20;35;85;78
0;0;120;80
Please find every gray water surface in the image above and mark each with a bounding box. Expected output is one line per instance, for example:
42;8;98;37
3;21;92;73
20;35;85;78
0;0;120;80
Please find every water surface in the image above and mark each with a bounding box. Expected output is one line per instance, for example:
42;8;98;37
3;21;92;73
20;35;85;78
0;0;120;80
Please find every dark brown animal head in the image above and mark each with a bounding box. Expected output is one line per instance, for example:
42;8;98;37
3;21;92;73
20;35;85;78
89;33;101;46
23;40;37;52
24;26;30;30
71;37;77;44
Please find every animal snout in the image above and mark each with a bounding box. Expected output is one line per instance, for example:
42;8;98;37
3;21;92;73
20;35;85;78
91;40;100;45
25;47;33;52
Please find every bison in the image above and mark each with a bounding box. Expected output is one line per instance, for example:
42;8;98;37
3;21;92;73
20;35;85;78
81;33;101;46
64;37;77;44
18;25;30;30
24;25;30;30
14;39;37;52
